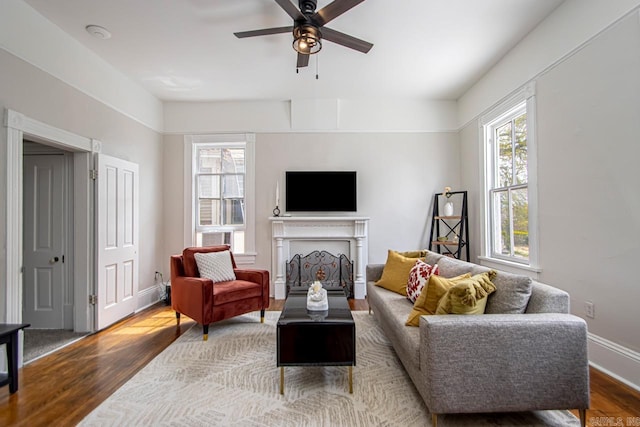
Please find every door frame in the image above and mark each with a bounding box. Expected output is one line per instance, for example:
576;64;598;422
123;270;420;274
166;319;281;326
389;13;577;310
2;108;99;333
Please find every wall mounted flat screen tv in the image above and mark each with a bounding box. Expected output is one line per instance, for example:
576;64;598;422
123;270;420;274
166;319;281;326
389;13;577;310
286;171;357;212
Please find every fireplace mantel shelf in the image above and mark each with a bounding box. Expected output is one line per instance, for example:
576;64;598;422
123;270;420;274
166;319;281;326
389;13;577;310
270;216;369;299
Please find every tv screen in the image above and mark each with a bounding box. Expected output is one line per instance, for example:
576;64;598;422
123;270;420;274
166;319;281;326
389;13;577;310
286;171;357;212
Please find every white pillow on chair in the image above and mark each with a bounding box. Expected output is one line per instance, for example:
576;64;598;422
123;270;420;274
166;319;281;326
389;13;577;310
194;251;236;283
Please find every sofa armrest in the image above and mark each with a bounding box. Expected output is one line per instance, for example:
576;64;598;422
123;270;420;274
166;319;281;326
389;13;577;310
366;264;385;283
419;313;589;414
171;276;214;325
526;281;569;313
234;269;270;307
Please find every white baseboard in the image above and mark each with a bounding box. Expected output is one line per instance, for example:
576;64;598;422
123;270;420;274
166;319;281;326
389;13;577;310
588;332;640;392
136;284;164;312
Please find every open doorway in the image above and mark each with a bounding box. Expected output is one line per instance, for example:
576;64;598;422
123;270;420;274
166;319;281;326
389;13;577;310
22;141;89;362
3;109;95;368
4;109;140;368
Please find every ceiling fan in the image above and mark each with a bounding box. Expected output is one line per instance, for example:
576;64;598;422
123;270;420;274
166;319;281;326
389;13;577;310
234;0;373;68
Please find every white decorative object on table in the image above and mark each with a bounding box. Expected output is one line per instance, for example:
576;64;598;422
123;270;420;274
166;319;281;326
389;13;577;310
307;281;328;311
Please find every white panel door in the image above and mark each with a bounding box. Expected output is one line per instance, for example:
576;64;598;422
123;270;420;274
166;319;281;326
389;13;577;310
23;155;66;328
96;154;139;330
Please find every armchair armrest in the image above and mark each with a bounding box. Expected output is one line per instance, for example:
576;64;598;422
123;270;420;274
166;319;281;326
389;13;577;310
234;269;269;286
419;313;589;414
234;268;270;307
171;276;214;325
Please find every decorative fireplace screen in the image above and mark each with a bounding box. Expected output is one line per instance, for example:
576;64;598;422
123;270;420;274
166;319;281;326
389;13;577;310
286;250;354;298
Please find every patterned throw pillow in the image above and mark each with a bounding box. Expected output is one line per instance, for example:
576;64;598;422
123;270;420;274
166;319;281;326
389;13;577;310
194;251;236;283
406;260;439;303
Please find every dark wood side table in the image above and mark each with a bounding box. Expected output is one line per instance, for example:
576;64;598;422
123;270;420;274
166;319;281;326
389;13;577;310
277;288;355;394
0;323;30;393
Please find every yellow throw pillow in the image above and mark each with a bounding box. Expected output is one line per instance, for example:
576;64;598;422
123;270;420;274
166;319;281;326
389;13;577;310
435;271;497;315
375;250;420;295
405;273;471;326
398;250;427;259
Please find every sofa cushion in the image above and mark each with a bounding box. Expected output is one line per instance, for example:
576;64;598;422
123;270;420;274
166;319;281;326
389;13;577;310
367;283;421;371
424;251;444;266
485;271;533;314
194;251;236;283
435;256;477;277
406;260;439;303
435;271;497;315
375;250;420;295
405;273;471;326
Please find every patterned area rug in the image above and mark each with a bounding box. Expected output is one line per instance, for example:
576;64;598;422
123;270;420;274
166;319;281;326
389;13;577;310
79;311;580;426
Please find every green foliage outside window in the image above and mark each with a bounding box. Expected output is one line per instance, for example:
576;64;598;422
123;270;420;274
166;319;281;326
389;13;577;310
492;111;529;261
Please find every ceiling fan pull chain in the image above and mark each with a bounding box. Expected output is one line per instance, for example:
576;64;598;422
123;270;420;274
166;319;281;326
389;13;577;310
316;55;319;80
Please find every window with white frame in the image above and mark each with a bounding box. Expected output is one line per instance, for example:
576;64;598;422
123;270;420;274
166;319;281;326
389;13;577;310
482;84;538;268
184;134;256;263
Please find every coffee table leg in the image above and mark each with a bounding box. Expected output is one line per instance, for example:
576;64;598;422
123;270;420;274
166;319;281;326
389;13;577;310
280;367;284;395
349;366;353;394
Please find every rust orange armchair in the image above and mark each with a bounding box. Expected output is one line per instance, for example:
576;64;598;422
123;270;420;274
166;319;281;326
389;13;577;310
170;245;270;340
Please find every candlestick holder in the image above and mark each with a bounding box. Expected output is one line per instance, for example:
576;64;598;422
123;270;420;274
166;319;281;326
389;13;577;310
273;206;281;217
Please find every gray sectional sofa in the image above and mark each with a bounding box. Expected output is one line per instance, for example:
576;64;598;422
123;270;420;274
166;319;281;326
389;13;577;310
366;250;589;427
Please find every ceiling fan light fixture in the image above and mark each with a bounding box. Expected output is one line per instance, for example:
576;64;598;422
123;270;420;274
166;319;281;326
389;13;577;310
293;25;322;55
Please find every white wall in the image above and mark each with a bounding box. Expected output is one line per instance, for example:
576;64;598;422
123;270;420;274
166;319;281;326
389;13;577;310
0;1;163;131
163;98;458;133
162;131;461;279
162;97;461;277
459;5;640;390
0;48;165;304
458;0;640;128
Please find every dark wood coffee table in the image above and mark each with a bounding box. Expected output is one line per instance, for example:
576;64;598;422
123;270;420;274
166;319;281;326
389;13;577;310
0;323;30;393
277;287;356;394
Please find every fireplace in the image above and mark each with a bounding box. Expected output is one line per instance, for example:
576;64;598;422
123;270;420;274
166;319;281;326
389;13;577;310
286;250;354;298
270;217;369;299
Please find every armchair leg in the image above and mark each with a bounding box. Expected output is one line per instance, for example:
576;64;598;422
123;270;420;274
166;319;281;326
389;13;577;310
431;413;437;427
579;409;586;427
203;324;209;341
260;309;265;323
176;312;180;324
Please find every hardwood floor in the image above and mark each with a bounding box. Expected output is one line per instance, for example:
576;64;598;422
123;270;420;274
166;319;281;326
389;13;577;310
1;300;638;426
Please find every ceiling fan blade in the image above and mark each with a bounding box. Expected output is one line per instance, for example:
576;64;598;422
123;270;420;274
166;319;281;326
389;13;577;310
321;27;373;53
312;0;366;26
297;53;310;68
275;0;304;21
234;26;293;38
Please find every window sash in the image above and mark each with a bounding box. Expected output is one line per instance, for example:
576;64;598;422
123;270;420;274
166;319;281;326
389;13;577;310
193;142;246;252
487;103;529;264
489;184;528;263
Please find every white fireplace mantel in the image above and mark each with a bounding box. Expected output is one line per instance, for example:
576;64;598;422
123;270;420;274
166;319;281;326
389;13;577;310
270;216;369;299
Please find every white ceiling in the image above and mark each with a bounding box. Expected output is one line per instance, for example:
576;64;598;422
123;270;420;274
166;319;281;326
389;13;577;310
24;0;564;102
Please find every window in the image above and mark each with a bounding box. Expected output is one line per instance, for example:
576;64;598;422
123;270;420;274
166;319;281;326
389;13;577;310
481;83;538;269
184;134;256;264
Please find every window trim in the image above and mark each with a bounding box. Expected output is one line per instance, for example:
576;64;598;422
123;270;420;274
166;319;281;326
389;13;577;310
184;134;256;264
479;82;539;274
